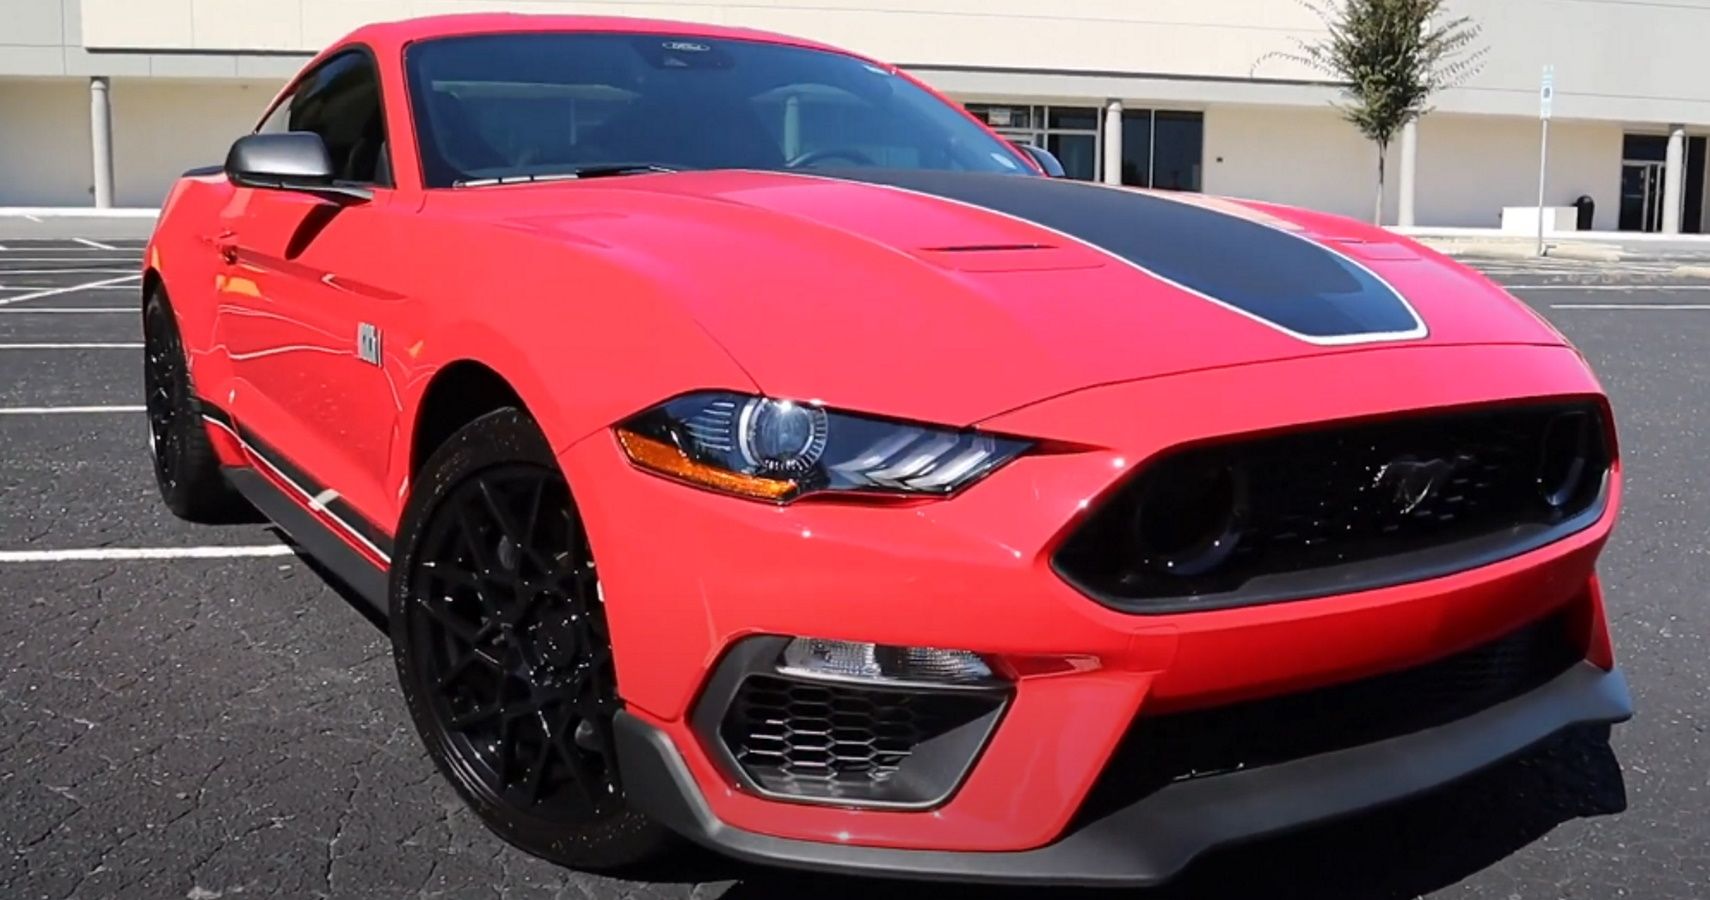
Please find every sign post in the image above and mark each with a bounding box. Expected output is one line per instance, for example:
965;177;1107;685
1537;65;1555;256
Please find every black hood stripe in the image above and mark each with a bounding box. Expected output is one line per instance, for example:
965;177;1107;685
812;170;1426;345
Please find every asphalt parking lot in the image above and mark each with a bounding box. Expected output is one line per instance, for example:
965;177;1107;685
1;238;1705;900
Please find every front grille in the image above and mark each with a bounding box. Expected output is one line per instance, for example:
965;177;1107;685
1054;401;1611;612
718;675;1005;806
1079;612;1583;822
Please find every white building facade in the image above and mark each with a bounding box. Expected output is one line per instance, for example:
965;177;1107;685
3;0;1709;232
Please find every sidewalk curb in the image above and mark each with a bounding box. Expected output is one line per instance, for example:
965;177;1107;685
1545;244;1626;263
1415;238;1627;263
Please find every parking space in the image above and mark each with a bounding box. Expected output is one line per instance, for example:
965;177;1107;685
1;242;1706;899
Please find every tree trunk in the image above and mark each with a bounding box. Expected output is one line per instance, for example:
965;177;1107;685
1374;141;1388;225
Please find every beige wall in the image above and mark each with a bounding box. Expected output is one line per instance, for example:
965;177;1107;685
1204;107;1622;229
1204;105;1401;224
1412;115;1623;231
0;78;92;205
76;0;1710;123
110;78;277;206
0;77;277;206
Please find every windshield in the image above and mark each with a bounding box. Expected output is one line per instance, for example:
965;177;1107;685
404;32;1031;187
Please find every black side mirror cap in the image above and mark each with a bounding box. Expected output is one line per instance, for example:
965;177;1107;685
1012;141;1067;178
225;132;373;203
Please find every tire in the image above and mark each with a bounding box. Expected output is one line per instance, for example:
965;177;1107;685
389;408;672;871
143;287;248;523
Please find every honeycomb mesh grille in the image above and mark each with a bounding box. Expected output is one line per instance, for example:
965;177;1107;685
719;675;1001;804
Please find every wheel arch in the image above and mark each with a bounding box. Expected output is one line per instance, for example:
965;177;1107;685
407;359;533;477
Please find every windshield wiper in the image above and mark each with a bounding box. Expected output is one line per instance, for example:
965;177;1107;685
453;163;682;188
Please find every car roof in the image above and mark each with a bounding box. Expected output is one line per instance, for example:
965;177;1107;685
343;12;851;58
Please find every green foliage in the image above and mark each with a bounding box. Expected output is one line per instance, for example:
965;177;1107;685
1256;0;1485;222
1269;0;1486;149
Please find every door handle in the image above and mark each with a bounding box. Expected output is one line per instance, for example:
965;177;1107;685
213;229;238;264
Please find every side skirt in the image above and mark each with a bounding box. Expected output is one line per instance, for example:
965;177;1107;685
225;467;390;616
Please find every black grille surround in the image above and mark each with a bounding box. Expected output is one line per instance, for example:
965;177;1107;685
1054;401;1612;613
1078;611;1585;824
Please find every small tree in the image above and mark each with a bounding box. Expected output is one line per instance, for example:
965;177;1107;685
1259;0;1486;224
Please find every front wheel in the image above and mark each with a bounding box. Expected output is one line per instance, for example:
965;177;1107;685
389;409;671;870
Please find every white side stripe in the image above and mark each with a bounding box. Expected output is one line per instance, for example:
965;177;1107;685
73;238;117;250
205;415;391;564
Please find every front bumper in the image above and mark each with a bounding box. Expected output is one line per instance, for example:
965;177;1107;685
615;661;1630;886
565;343;1627;868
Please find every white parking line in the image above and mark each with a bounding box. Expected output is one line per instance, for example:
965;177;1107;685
0;260;139;266
1505;283;1710;291
0;342;141;350
71;238;117;250
0;405;144;415
0;307;130;314
0;269;140;276
0;545;293;563
0;274;139;307
1551;303;1710;310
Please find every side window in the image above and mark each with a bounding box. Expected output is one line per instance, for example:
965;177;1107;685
277;51;392;186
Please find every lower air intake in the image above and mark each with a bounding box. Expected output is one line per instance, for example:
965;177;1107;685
718;675;1005;808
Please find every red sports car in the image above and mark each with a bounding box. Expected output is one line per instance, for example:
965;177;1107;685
142;13;1631;886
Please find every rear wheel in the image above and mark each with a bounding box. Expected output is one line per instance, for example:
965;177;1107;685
390;409;671;870
143;288;246;523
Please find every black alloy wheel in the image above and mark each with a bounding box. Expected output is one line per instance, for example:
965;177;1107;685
391;410;668;869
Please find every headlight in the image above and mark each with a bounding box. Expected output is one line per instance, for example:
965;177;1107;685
615;391;1030;502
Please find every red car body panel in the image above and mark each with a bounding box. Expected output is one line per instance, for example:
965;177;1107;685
144;12;1629;883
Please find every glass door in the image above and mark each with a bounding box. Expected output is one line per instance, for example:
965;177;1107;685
1619;161;1665;232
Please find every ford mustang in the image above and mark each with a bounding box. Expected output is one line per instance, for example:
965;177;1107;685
142;13;1632;886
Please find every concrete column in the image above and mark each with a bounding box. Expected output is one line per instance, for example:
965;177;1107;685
1397;119;1419;227
1662;124;1687;234
90;76;115;209
1102;99;1123;185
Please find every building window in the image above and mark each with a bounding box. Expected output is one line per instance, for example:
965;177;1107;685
966;103;1202;190
968;103;1101;181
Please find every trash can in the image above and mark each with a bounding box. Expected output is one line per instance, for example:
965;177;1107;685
1574;195;1596;231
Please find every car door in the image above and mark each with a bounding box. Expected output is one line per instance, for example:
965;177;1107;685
214;49;411;549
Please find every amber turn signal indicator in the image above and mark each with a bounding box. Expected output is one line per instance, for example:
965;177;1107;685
616;429;799;501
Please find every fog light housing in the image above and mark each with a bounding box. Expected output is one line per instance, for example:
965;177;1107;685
778;638;999;687
694;636;1011;809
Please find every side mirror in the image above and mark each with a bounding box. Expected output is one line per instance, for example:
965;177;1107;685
225;132;372;203
1013;142;1067;178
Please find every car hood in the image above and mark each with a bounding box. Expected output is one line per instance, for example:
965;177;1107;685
489;170;1566;426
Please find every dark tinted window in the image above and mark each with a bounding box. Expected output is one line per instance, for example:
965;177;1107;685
405;33;1029;187
1151;111;1203;192
278;51;391;185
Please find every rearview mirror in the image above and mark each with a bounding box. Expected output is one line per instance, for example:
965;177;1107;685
225;132;372;203
1012;142;1067;178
